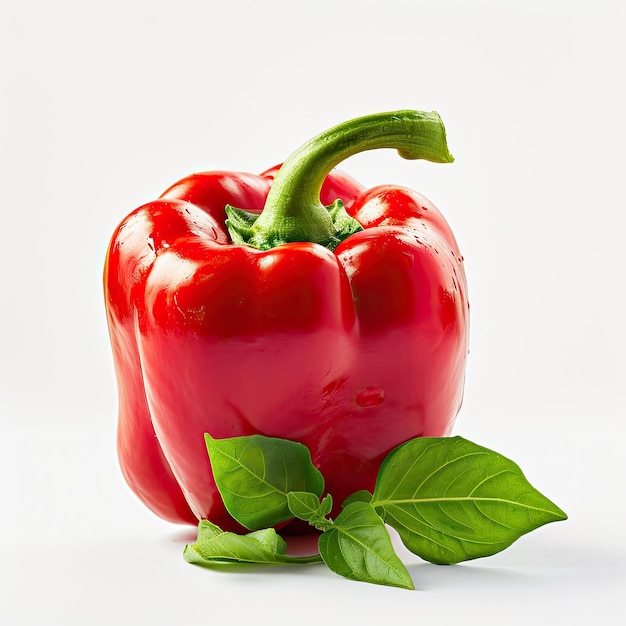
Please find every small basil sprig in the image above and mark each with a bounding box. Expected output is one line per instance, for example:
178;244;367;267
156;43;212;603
185;434;567;590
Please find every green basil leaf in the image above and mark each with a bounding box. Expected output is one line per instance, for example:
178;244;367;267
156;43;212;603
318;501;414;590
287;492;333;530
287;492;328;521
371;436;568;565
184;519;322;566
342;489;373;507
206;433;325;530
318;493;334;518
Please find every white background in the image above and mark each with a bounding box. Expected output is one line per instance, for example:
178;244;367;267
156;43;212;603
1;0;625;623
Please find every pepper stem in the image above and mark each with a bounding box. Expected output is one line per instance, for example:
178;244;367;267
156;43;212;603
225;110;454;250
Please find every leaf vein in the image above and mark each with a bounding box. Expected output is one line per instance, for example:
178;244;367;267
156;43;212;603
376;496;561;517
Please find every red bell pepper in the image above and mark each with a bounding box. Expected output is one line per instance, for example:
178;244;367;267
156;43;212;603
103;110;469;530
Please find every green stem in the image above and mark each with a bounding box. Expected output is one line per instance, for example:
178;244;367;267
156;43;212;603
226;110;453;250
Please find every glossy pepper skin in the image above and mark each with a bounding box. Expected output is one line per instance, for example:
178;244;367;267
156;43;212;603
104;111;469;530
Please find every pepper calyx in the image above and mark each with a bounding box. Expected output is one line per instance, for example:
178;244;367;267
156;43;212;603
226;199;362;251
